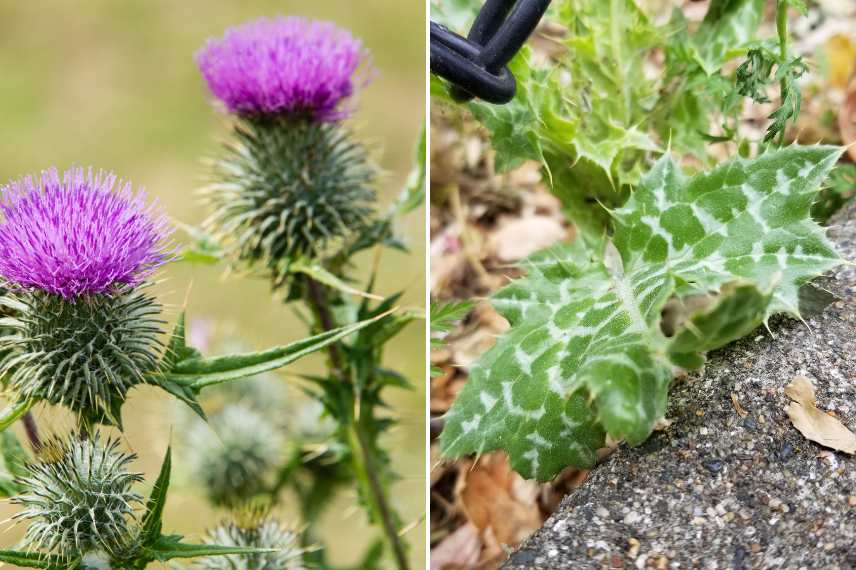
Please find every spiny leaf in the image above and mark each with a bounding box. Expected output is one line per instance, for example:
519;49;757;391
667;283;770;369
0;550;71;569
146;534;275;561
813;162;856;223
430;300;473;377
393;123;426;217
442;145;844;480
141;445;172;546
156;313;388;391
290;257;381;300
430;300;473;337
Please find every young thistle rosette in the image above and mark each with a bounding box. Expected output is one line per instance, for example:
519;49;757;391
11;434;144;562
196;16;377;285
0;167;170;427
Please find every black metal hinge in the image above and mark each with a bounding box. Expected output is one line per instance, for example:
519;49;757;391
430;0;552;104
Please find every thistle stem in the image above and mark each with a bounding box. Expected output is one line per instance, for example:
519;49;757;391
302;275;409;570
776;0;789;147
21;411;41;451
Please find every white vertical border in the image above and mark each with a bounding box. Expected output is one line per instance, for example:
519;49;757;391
423;0;432;566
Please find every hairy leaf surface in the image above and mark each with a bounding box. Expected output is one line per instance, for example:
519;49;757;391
442;145;843;480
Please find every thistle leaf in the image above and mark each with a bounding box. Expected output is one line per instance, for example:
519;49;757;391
692;0;765;74
141;445;172;546
0;430;28;496
442;145;844;480
392;123;426;217
0;550;71;569
147;535;275;561
290;257;381;300
430;300;473;377
158;312;388;391
667;283;770;370
0;398;33;432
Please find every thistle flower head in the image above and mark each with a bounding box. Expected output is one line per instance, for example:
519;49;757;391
193;509;305;570
204;117;376;279
0;167;170;299
187;404;284;506
0;284;164;426
196;16;371;121
12;434;143;560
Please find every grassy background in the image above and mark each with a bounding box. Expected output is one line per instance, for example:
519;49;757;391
0;1;425;568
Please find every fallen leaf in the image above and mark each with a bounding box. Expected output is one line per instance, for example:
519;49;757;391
458;453;542;561
487;215;567;262
824;34;856;89
430;522;482;570
731;393;748;417
784;376;856;454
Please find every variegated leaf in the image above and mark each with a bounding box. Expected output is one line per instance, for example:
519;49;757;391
442;145;843;480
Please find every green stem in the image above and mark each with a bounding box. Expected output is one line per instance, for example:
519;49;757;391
776;0;789;146
302;276;409;570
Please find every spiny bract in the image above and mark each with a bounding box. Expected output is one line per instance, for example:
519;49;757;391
196;16;370;120
187;404;285;506
203;116;376;279
0;284;164;426
12;434;143;560
193;513;305;570
0;167;170;299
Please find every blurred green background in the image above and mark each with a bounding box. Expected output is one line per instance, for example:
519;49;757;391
0;1;425;568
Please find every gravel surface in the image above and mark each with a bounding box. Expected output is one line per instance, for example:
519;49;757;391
503;202;856;570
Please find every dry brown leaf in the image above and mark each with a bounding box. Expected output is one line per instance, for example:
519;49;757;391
784;376;856;454
430;522;483;570
824;34;856;89
458;453;542;561
731;393;748;417
487;215;567;263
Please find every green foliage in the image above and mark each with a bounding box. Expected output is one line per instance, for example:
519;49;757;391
0;430;27;497
432;0;832;238
442;145;843;480
813;163;856;223
430;300;473;377
429;0;478;31
154;310;383;401
187;121;424;568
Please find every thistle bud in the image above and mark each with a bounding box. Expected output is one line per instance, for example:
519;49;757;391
186;404;284;506
12;434;143;560
193;505;305;570
0;167;170;425
196;17;377;282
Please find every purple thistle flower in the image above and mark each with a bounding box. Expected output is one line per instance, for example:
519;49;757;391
195;16;372;120
0;167;171;298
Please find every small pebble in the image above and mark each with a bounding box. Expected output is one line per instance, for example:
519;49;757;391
627;537;640;558
777;442;794;461
703;459;724;474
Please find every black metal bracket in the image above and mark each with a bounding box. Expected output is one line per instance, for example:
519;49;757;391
430;0;551;104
